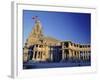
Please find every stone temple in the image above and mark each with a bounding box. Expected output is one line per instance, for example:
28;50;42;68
23;16;91;63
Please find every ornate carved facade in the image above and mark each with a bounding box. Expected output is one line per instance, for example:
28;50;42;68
23;17;91;63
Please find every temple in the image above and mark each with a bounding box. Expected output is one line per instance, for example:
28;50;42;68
23;16;91;63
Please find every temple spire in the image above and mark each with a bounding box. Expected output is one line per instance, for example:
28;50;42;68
30;16;43;38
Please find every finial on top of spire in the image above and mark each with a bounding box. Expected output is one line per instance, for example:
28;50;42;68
32;16;41;23
32;16;39;21
32;16;38;19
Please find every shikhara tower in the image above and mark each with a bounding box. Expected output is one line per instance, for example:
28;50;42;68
23;16;91;63
25;16;43;46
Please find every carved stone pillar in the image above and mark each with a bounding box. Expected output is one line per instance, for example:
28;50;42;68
83;52;85;60
62;50;65;60
50;53;53;61
78;51;80;60
69;49;73;60
32;45;36;60
32;50;35;60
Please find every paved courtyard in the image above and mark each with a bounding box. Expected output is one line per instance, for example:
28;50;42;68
23;60;91;69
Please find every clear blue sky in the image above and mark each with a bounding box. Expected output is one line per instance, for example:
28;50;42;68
23;10;91;44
